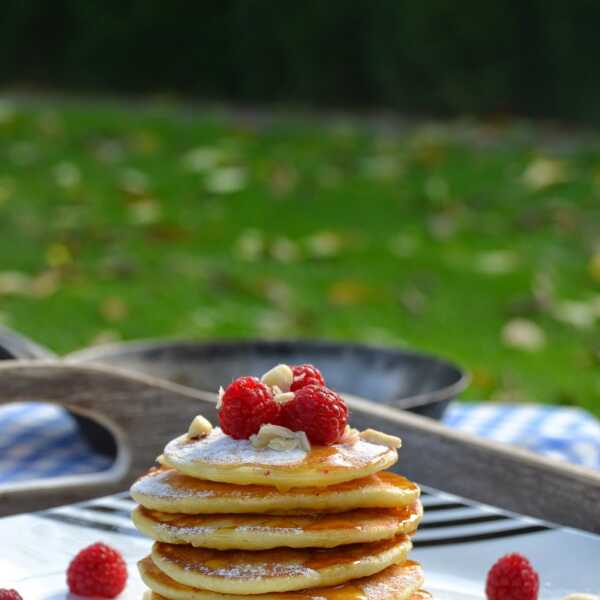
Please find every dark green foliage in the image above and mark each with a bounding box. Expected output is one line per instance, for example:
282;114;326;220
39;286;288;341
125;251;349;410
3;1;600;121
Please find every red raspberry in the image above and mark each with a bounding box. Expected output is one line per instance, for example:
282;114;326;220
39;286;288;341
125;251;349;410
282;384;348;445
290;364;325;392
67;542;128;598
486;553;539;600
0;591;23;600
219;376;280;439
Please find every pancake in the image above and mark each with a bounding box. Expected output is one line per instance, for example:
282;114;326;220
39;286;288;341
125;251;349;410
151;535;412;594
411;592;432;600
139;556;424;600
132;502;422;549
160;428;398;489
131;468;419;515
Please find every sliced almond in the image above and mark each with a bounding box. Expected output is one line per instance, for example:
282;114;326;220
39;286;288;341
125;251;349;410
274;391;295;404
188;415;213;439
261;364;294;392
216;386;225;410
268;437;302;451
250;423;311;452
339;425;360;445
360;428;402;449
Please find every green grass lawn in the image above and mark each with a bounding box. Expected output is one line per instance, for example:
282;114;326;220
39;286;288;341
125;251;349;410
1;98;600;416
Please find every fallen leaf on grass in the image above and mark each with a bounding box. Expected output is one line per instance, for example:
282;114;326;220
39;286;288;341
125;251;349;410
257;279;293;307
90;330;122;346
551;299;599;329
502;318;546;351
328;280;376;306
475;250;519;275
94;139;126;163
399;286;426;315
36;110;63;136
205;167;246;194
470;368;497;393
119;168;149;196
99;297;129;322
305;231;343;259
129;130;161;155
267;163;298;196
0;271;31;295
270;237;300;263
128;199;162;225
522;157;568;190
45;243;72;268
255;309;297;337
234;229;265;261
428;212;459;240
181;147;224;173
145;224;192;242
29;270;60;298
52;162;81;189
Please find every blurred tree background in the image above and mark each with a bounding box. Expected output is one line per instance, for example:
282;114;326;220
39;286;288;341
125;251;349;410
3;1;600;123
1;3;600;415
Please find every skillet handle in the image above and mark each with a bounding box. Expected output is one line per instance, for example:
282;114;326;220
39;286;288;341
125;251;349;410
0;361;599;534
0;361;217;516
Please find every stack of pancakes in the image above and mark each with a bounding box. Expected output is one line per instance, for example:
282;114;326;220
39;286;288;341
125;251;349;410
131;425;431;600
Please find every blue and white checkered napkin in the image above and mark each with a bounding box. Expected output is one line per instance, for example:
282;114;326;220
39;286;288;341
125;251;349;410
444;402;600;469
0;401;599;484
0;402;112;483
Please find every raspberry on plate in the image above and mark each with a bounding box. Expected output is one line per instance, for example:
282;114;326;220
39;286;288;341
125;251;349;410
486;553;539;600
219;376;280;439
0;590;23;600
290;364;326;392
282;384;348;445
67;542;128;598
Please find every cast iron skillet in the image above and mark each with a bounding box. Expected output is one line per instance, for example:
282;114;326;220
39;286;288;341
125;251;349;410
0;327;468;456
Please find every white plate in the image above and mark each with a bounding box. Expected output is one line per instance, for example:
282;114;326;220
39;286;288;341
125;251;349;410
1;488;599;598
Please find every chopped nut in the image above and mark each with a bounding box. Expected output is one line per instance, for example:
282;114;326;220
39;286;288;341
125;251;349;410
268;437;302;451
250;423;311;452
274;391;295;404
188;415;213;439
339;425;360;445
216;386;225;410
261;364;294;392
360;428;402;449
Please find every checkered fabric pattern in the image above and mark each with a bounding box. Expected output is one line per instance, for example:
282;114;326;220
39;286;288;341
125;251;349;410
0;401;598;483
0;402;112;483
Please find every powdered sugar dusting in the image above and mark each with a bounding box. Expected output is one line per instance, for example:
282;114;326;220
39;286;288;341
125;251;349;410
132;470;212;499
165;428;308;466
205;562;313;579
237;525;304;535
157;522;217;536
